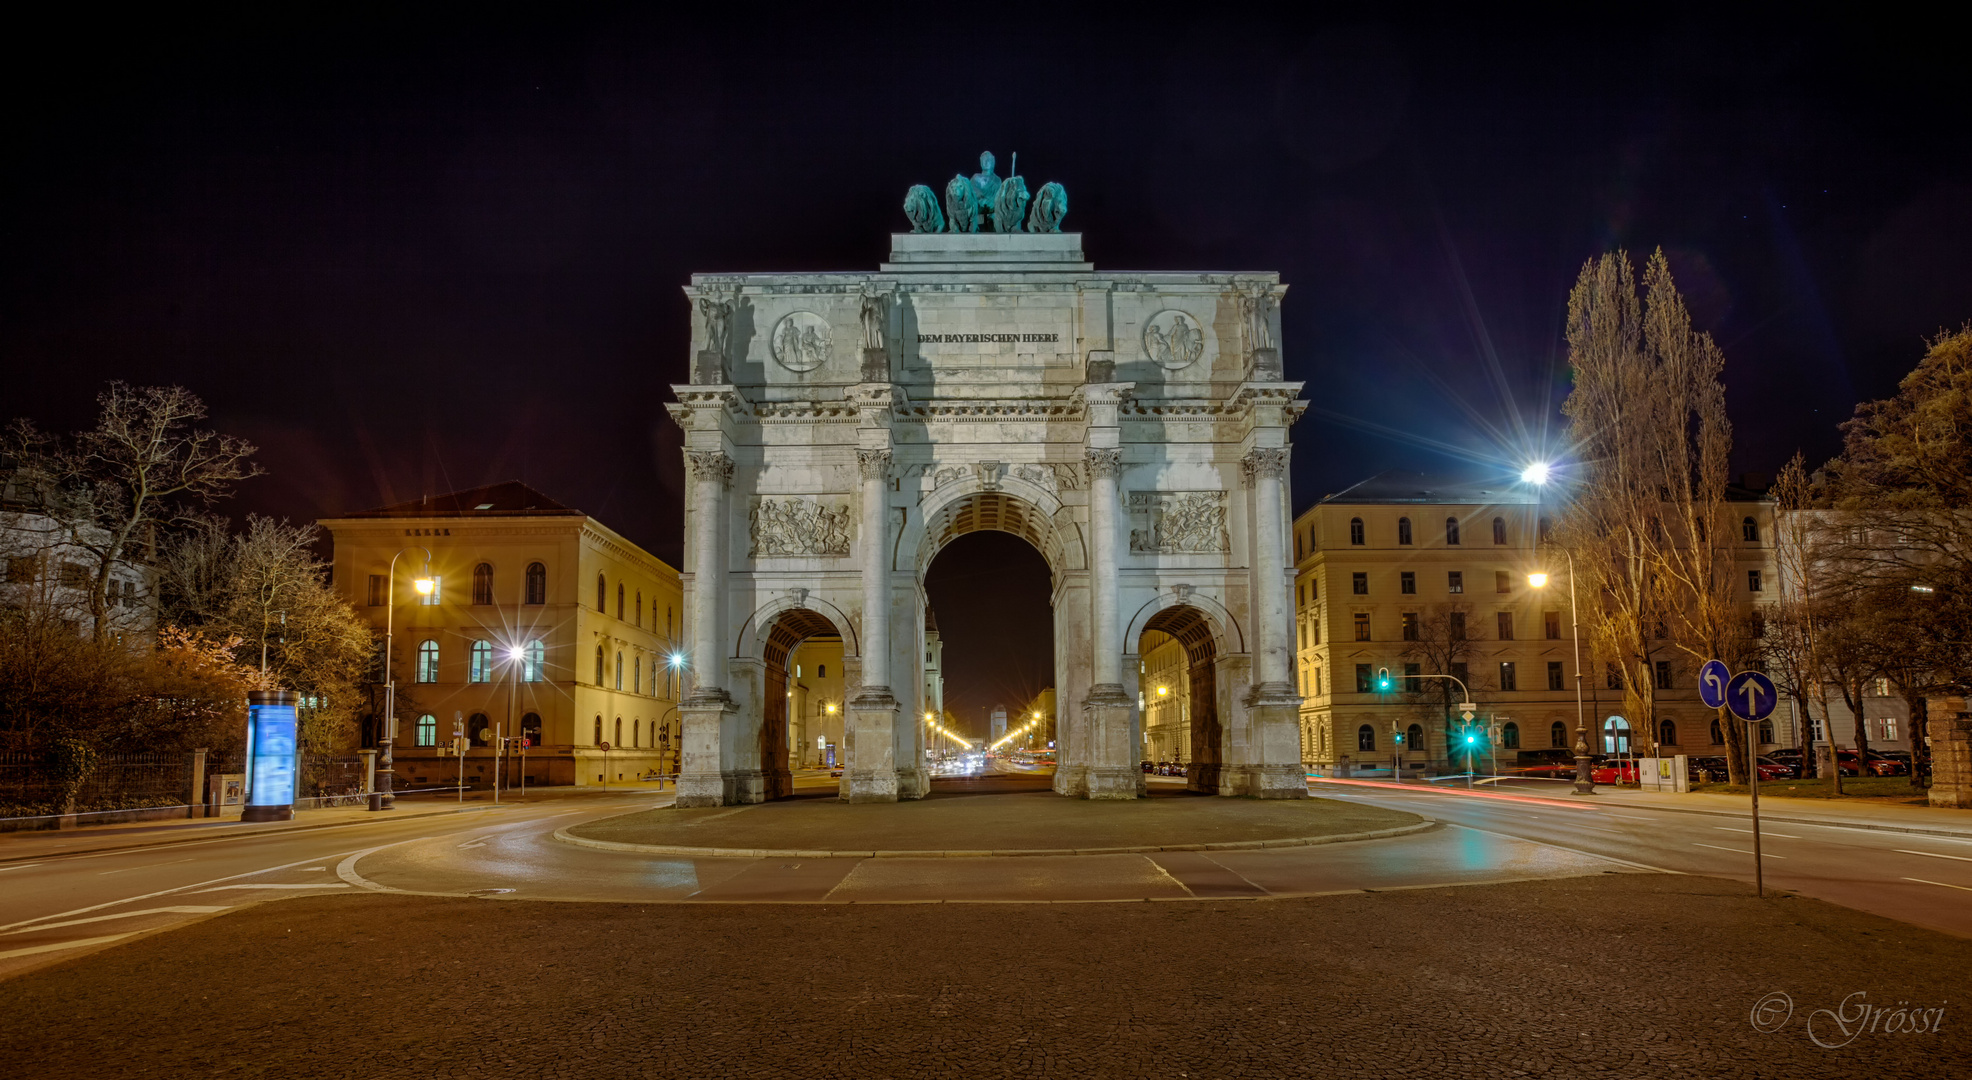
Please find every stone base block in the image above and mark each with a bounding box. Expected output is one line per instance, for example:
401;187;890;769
1084;766;1141;800
1052;764;1090;798
840;699;900;803
895;765;930;801
1244;763;1311;799
1929;717;1972;808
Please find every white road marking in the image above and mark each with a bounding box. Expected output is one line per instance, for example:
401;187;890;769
336;837;435;893
0;850;362;933
0;864;42;873
1896;849;1972;863
100;858;196;876
2;906;229;934
195;883;352;892
1715;827;1800;839
1903;877;1972;892
299;866;327;871
1693;843;1784;858
1446;822;1679;874
0;933;137;961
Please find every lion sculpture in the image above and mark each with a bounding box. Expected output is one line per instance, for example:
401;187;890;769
943;175;981;233
992;175;1030;234
902;184;945;234
1026;181;1068;233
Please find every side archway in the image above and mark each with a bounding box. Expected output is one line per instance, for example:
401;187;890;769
751;605;846;801
1139;603;1231;794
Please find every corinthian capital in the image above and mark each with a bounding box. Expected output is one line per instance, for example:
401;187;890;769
1084;448;1123;480
686;450;734;486
856;449;894;481
1240;447;1290;486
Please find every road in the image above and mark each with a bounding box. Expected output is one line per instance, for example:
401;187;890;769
4;775;1965;983
1312;777;1972;937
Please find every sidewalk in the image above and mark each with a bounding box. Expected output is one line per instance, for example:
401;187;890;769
0;796;514;863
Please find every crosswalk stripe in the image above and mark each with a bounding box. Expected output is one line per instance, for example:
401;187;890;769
3;906;230;935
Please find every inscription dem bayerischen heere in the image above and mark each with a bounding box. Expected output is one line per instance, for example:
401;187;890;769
913;333;1060;343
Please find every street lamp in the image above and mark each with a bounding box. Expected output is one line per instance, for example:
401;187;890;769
373;547;432;812
1521;461;1551;486
1529;551;1594;795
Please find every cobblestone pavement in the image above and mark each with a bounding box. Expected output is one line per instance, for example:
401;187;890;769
567;774;1419;853
4;874;1966;1078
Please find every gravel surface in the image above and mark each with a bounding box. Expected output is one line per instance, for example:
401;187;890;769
4;875;1966;1078
568;775;1420;852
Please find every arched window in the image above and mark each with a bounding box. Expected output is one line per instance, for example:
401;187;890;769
1742;516;1759;542
1603;717;1631;754
520;712;541;743
1397;517;1412;545
818;663;827;678
523;640;544;682
615;651;624;690
593;715;604;744
1492;517;1507;545
415;714;436;746
1710;718;1725;745
1501;722;1520;749
1538;516;1552;543
1550;721;1568;749
416;640;439;683
468;712;490;746
633;656;642;695
1357;724;1376;752
525;562;546;605
614;717;623;747
617;584;625;620
1660;719;1678;746
631;717;640;748
594;645;605;685
1446;517;1461;545
1349;517;1365;545
597;573;606;612
1406;724;1425;752
636;591;643;626
472;563;494;605
468;640;493;683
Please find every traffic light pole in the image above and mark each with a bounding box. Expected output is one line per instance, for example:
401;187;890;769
1386;670;1478;783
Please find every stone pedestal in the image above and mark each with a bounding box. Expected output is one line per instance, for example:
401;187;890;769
1081;691;1139;800
861;347;888;383
692;349;725;384
1250;347;1282;380
676;697;736;808
1929;716;1972;809
842;692;900;803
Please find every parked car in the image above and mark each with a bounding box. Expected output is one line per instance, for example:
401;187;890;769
1512;763;1581;780
1590;759;1641;784
1689;756;1731;783
1838;749;1908;776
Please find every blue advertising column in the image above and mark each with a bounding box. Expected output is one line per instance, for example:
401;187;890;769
242;689;299;823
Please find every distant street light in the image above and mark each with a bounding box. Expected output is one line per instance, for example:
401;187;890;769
373;547;433;812
1529;551;1593;795
1521;462;1551;485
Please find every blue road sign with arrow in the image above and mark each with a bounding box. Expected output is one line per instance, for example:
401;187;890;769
1726;671;1777;722
1699;659;1731;709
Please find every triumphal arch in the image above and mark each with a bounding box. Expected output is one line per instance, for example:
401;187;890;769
666;153;1307;804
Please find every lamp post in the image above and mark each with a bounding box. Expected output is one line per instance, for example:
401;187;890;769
372;547;433;812
1529;552;1594;795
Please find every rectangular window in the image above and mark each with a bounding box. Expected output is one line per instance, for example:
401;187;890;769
1450;661;1468;688
1448;612;1465;640
1881;717;1898;741
1544;611;1561;640
1401;612;1419;641
59;562;90;589
1400;571;1416;595
1447;571;1463;594
1355;664;1373;694
1353;613;1371;642
1873;676;1890;697
1747;569;1763;592
1607;664;1623;690
367;575;386;607
1654;660;1672;690
1299;622;1308;649
1496;612;1514;640
1352;572;1368;595
1499;662;1516;691
1308;580;1317;602
421;576;441;606
1310;617;1321;645
1404;662;1420;682
1496;570;1512;594
1547;661;1564;691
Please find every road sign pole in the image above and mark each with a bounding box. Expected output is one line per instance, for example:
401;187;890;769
1749;717;1763;898
1723;667;1777;901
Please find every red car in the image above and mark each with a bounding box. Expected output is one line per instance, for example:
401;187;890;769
1836;750;1907;777
1589;760;1640;784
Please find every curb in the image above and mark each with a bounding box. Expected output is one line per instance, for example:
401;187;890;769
550;818;1435;859
0;805;500;864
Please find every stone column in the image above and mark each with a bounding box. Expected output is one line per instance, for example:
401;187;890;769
1929;714;1972;809
1241;446;1308;798
844;448;900;803
677;448;735;807
1082;446;1136;799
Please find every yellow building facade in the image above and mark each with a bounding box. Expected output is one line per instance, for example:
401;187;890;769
1293;470;1777;774
320;482;683;788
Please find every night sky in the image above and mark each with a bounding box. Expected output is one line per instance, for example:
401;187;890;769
4;12;1966;733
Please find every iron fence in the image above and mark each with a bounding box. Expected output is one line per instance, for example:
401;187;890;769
0;749;193;818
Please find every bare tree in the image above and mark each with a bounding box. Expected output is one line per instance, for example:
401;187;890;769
1765;457;1833;782
1400;602;1475;763
11;384;261;641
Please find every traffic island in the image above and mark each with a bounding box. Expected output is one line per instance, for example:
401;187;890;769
558;775;1425;857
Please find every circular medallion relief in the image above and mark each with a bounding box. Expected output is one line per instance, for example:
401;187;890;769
771;311;833;372
1143;309;1207;370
